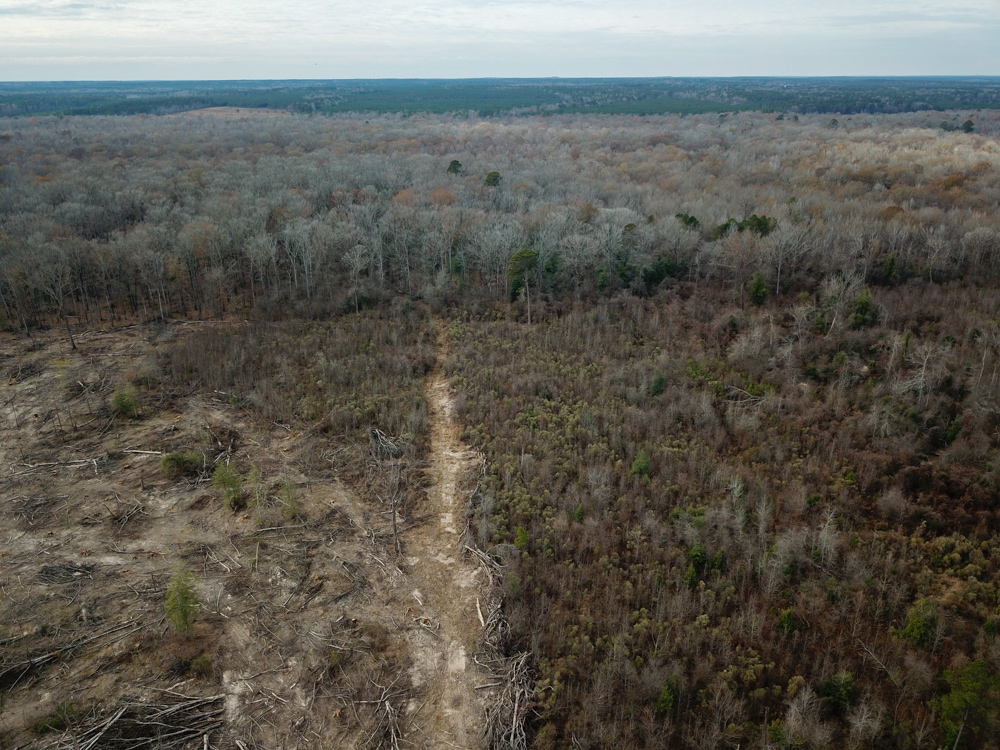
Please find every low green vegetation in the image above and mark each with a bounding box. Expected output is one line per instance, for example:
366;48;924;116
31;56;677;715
819;672;856;710
32;703;78;735
933;661;1000;748
898;598;939;649
212;463;242;511
711;214;778;240
749;271;769;307
159;450;202;478
280;482;301;520
111;386;139;418
165;568;200;635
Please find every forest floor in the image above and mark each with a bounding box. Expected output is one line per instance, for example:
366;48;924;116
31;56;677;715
0;323;490;749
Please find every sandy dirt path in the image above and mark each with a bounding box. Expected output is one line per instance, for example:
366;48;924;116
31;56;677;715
402;365;487;749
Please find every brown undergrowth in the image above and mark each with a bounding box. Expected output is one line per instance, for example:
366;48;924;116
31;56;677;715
448;285;1000;750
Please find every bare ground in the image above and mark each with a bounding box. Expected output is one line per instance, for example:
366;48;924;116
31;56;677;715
401;372;487;749
0;324;490;749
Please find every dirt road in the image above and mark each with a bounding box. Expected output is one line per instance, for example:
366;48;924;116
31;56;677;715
402;368;486;748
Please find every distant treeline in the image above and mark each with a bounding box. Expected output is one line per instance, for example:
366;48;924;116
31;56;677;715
2;77;1000;118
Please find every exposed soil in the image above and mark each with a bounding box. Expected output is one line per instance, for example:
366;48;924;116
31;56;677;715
0;324;488;749
401;371;487;748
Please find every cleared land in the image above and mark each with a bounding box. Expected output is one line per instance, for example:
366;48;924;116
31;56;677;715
0;320;506;749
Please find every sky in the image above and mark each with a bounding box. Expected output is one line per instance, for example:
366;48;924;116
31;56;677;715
1;0;999;81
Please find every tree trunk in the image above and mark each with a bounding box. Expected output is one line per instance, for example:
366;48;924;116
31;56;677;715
951;706;969;750
525;279;531;326
61;303;76;351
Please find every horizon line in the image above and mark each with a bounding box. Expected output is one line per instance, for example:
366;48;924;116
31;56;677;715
4;74;1000;85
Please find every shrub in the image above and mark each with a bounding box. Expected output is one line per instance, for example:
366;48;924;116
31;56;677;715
112;386;139;418
508;247;539;302
768;720;788;745
712;215;777;240
744;215;777;236
683;563;699;589
712;218;739;240
778;608;803;634
33;703;77;734
327;650;344;673
899;598;937;648
165;568;200;634
656;676;680;715
281;481;301;520
506;572;522;601
189;652;213;678
850;288;878;328
819;672;856;709
514;525;530;551
159;451;202;478
688;542;707;568
712;549;727;572
246;466;266;508
642;254;678;288
749;271;769;307
213;462;243;511
946;417;962;445
648;370;667;396
933;660;999;749
630;449;651;477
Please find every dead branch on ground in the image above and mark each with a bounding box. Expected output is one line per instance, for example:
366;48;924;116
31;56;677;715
40;692;225;750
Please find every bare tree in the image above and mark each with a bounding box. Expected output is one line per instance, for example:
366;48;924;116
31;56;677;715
343;244;370;313
29;244;78;350
768;225;808;295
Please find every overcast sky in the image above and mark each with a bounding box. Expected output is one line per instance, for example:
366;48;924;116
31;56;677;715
2;0;999;81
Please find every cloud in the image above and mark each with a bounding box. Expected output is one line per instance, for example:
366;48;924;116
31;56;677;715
0;0;997;78
0;1;123;17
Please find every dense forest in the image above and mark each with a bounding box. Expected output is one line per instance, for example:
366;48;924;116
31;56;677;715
3;106;1000;749
2;107;999;330
2;77;1000;118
